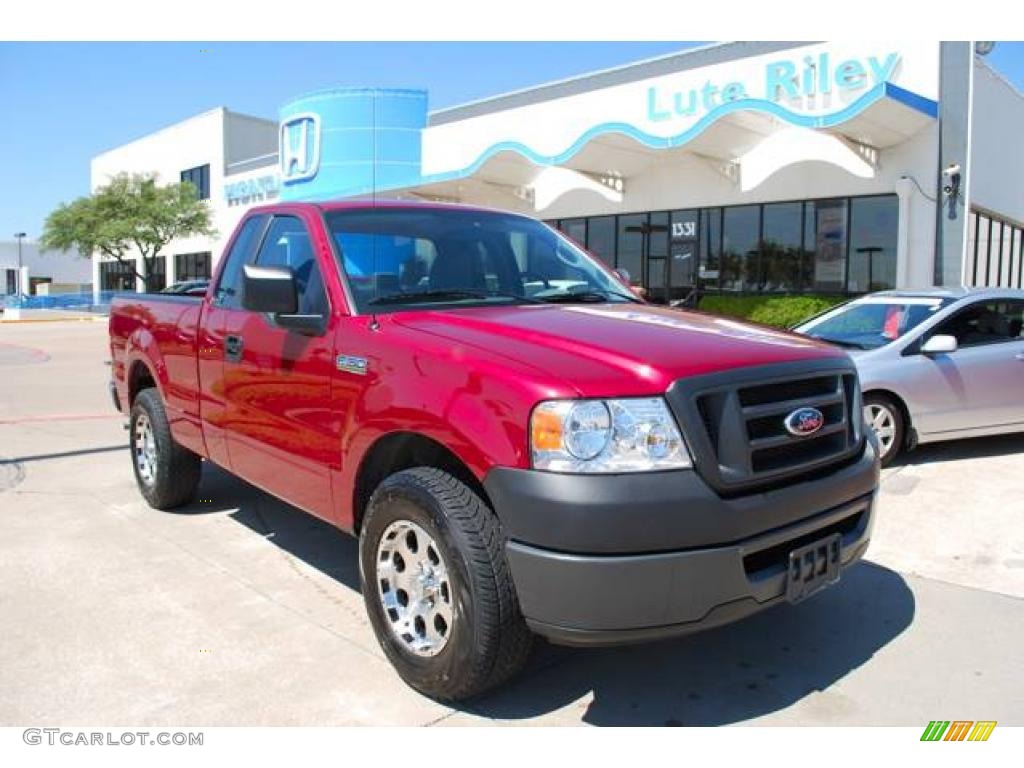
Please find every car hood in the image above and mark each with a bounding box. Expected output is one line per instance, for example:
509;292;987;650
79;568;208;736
391;303;848;398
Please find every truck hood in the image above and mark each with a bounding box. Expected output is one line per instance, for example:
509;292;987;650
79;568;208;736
391;303;848;398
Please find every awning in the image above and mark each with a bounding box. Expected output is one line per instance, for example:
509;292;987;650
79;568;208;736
399;81;937;206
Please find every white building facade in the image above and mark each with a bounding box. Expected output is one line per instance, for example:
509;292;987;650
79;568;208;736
0;239;90;297
90;41;1024;302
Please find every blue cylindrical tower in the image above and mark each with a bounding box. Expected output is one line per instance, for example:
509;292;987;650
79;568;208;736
278;87;427;201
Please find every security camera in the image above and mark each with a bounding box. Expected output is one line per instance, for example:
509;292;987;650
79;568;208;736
941;164;962;197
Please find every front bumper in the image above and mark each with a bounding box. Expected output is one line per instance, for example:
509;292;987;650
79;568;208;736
483;441;879;646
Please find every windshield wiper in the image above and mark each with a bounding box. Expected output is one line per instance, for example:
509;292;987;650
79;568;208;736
536;290;641;305
368;289;540;306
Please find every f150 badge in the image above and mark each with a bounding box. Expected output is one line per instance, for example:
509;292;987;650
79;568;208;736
336;354;368;376
785;407;824;437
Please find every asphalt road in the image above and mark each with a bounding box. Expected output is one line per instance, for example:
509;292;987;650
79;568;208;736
1;320;1022;726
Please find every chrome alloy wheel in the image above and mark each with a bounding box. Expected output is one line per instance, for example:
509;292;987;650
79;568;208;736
376;520;454;657
133;411;158;486
864;403;896;459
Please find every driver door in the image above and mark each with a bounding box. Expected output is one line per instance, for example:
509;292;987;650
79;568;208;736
222;213;339;519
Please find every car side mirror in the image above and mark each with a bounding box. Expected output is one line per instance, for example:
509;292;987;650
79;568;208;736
243;264;298;314
921;334;958;355
613;268;631;284
242;264;326;335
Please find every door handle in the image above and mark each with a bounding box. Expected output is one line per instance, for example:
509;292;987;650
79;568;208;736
224;334;244;362
1015;353;1024;361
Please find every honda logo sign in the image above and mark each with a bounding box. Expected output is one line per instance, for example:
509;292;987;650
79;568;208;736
280;113;321;183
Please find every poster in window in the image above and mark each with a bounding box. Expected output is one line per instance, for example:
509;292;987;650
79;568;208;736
814;202;846;286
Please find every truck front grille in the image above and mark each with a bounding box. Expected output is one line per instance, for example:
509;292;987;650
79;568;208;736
667;360;864;495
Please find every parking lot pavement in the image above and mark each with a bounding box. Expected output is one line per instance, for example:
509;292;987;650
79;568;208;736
1;321;1022;726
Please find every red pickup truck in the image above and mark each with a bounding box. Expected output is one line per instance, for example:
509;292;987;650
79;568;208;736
110;201;879;700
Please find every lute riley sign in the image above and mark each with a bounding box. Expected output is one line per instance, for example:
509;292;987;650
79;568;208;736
647;51;901;122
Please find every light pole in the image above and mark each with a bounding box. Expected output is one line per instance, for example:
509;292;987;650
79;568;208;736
13;232;27;296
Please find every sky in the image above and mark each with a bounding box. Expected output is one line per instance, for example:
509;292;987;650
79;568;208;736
1;41;1023;241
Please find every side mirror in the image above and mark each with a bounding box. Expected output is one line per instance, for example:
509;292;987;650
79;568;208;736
921;334;958;355
613;268;631;284
242;264;325;335
243;264;297;314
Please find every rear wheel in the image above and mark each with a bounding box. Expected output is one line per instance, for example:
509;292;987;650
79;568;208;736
359;467;533;701
863;393;904;467
129;388;202;509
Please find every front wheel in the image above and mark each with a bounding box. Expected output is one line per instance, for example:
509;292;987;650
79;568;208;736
863;394;904;467
359;468;533;701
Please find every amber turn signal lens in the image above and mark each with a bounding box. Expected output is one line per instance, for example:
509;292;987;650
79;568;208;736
531;407;564;452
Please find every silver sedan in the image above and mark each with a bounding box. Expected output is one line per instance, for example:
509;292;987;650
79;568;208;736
794;288;1024;465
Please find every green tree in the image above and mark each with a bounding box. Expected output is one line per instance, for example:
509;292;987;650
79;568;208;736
41;173;217;292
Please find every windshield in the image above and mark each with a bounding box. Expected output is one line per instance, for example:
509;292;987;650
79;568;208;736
798;297;953;350
324;207;639;313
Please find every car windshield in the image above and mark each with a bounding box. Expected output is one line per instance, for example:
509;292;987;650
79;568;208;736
324;207;639;313
797;297;954;350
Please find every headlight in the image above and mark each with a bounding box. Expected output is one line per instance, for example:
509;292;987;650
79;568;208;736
530;397;692;473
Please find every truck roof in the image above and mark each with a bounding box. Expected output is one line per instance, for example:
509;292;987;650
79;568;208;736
244;198;517;218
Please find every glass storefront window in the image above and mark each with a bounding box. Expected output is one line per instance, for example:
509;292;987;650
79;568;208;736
617;213;646;284
699;208;721;288
721;205;760;292
848;196;898;292
586;216;616;267
812;199;848;293
546;193;898;297
761;202;804;293
558;218;587;249
648;212;669;258
669;209;699;296
99;259;137;291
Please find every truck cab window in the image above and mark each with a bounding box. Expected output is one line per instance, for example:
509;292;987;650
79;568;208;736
214;215;267;308
255;216;329;316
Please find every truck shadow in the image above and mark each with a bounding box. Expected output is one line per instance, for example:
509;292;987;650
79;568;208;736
187;463;915;725
467;560;914;725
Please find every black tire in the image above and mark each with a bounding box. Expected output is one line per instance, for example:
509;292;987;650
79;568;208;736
129;388;202;509
863;393;905;467
359;467;533;701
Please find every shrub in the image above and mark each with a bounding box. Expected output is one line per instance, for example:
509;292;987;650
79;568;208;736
697;294;847;329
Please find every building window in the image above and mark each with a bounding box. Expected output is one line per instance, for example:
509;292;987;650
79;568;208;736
616;214;646;284
699;208;722;287
175;252;212;281
721;205;760;292
147;257;167;292
586;216;616;267
760;202;805;293
557;218;587;249
181;164;210;201
99;260;136;291
967;209;1024;289
811;199;848;293
848;196;899;292
5;269;16;295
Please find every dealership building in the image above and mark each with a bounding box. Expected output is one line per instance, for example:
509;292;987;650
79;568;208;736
90;40;1024;301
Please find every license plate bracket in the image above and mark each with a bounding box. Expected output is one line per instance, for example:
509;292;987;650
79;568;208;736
786;533;842;604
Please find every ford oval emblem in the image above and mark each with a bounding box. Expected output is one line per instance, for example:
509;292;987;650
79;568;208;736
784;407;825;437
